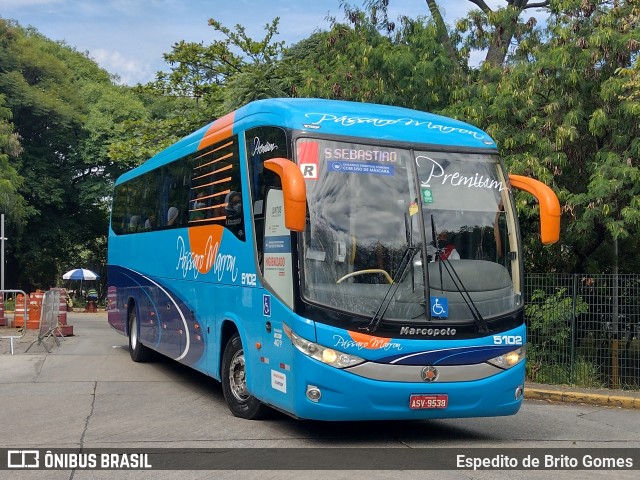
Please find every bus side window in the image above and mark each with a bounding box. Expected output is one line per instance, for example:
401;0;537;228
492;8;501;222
225;191;245;240
255;172;281;271
245;126;289;274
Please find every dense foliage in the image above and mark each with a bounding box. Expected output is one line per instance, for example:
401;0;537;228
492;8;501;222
0;20;148;291
0;0;639;293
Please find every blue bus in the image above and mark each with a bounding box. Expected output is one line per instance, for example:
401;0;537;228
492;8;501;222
108;98;560;421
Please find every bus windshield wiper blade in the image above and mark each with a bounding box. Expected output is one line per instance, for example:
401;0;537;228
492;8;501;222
430;215;488;334
404;211;415;292
430;215;445;301
437;257;489;334
361;246;420;334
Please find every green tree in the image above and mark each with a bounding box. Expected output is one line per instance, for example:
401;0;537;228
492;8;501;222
450;1;640;272
293;7;460;111
148;17;286;116
463;0;551;67
0;93;30;226
110;18;289;168
363;0;552;69
0;20;150;290
0;22;85;288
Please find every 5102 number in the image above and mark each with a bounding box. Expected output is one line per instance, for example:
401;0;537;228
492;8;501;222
493;335;523;345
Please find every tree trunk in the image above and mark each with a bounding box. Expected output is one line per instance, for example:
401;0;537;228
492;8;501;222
469;0;551;68
425;0;463;74
485;1;522;68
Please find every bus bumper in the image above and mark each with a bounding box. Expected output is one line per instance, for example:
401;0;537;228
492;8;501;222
285;356;525;421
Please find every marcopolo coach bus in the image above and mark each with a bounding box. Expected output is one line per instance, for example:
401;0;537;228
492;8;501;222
108;98;560;421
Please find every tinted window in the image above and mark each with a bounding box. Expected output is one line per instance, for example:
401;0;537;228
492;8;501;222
111;135;245;241
246;127;289;271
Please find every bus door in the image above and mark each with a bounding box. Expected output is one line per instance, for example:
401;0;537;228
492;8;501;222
250;187;296;409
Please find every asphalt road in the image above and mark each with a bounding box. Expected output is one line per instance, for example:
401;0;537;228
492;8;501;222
1;312;639;480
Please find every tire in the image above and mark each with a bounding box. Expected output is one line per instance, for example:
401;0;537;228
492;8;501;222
129;305;153;362
221;333;267;419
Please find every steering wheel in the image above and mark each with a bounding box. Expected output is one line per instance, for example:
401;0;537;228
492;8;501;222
336;269;394;284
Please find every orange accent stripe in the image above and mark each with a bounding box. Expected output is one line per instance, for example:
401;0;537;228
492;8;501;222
194;152;233;171
348;331;391;350
187;224;224;274
188;217;226;224
190;189;230;202
193;141;234;163
198;112;235;151
199;176;232;188
190;203;224;213
192;164;233;181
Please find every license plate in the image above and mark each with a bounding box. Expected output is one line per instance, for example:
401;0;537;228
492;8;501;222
409;394;448;409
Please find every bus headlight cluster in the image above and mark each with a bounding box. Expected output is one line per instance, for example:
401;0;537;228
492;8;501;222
283;324;365;368
487;346;526;369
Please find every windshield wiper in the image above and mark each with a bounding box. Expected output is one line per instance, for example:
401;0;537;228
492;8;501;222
430;216;489;334
404;211;416;292
360;246;420;333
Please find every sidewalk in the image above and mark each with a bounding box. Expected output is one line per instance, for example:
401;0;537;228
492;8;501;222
2;312;639;410
525;381;640;409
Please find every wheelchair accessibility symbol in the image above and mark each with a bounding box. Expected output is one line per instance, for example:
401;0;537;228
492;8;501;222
430;297;448;318
263;294;271;317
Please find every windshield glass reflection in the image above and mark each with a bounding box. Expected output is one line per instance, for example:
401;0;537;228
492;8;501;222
299;139;521;324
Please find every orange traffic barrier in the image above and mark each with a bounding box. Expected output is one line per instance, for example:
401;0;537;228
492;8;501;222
27;290;45;330
0;296;7;326
15;293;25;327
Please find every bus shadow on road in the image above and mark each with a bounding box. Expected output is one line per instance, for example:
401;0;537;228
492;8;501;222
147;352;494;444
287;418;492;445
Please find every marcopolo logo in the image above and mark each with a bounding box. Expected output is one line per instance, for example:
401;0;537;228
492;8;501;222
399;326;457;337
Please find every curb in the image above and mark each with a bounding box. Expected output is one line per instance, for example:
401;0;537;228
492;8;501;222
525;388;640;410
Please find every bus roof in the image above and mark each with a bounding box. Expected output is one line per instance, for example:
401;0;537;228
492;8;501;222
116;98;496;185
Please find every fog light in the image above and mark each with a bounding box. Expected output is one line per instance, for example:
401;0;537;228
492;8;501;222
306;385;322;402
515;385;523;400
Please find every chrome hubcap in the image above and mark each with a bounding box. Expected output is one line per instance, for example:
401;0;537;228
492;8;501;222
229;349;249;402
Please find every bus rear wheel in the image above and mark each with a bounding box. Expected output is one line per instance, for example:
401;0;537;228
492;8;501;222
221;333;267;419
129;306;153;362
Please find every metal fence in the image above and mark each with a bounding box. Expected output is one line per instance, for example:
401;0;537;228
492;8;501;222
0;290;28;355
25;289;62;353
525;274;640;390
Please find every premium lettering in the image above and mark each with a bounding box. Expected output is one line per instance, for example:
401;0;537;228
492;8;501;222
417;155;506;191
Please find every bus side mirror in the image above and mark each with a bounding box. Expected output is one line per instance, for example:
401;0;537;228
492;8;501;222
509;174;561;245
264;158;307;232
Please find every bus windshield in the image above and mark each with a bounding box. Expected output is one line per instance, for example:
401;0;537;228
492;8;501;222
299;138;521;325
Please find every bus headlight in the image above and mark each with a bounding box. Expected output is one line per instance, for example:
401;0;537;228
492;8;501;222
283;324;365;369
487;346;526;369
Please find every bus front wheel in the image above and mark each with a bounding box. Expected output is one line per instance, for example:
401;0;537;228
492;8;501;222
128;306;153;362
221;333;266;419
